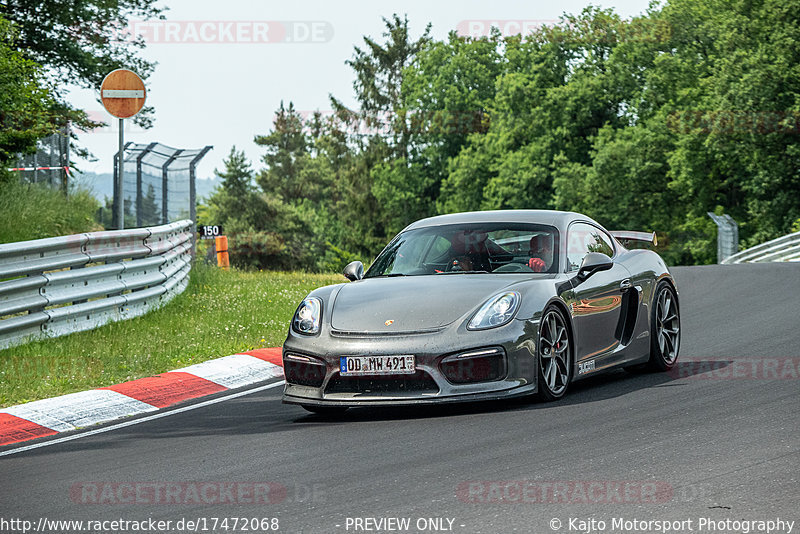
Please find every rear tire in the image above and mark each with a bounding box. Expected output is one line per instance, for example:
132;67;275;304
301;405;349;416
647;281;680;371
536;306;573;401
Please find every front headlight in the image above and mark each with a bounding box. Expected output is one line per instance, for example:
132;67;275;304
292;297;322;335
467;292;520;330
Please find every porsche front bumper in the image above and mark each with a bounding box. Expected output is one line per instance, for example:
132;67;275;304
281;318;540;407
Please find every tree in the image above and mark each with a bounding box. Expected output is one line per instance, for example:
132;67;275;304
658;0;800;251
402;31;503;210
217;147;255;204
202;146;320;270
255;102;330;204
98;194;135;229
339;14;431;151
214;2;800;269
305;111;386;261
329;15;433;242
441;8;628;214
0;14;67;181
2;0;163;131
205;147;260;228
550;0;800;263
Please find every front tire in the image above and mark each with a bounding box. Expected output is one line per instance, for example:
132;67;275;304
647;281;680;371
536;306;573;401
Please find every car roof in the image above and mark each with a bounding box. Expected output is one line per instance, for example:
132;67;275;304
403;210;598;233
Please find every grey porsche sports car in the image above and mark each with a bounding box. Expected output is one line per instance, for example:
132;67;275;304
282;210;680;414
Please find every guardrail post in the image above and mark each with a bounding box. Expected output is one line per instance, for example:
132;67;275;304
29;272;46;313
708;213;739;264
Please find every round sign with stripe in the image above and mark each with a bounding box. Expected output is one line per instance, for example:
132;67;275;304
100;69;146;119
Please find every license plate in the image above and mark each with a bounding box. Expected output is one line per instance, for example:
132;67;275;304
340;355;415;376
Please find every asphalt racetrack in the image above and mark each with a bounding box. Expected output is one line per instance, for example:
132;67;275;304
1;263;798;533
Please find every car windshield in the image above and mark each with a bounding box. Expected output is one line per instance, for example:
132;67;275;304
364;223;560;278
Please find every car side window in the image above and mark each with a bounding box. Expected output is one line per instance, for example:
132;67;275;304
566;223;615;271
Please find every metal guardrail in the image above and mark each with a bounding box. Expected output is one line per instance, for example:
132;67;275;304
0;220;193;350
721;230;800;264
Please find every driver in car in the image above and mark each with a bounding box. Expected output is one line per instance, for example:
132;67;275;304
528;234;554;273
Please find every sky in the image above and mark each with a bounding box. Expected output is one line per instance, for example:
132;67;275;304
70;0;653;181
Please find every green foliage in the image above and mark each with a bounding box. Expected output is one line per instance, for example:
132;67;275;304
445;8;638;214
442;2;798;264
402;31;502;216
0;15;65;172
256;103;321;202
321;16;432;246
0;180;101;243
371;158;434;236
1;0;162;131
344;14;431;131
226;229;287;269
1;2;157;241
656;0;800;252
204;147;260;227
206;3;800;268
200;147;323;271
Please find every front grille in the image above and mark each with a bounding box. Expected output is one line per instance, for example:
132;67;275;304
325;370;439;395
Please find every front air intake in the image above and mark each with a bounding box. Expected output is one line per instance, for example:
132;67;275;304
284;353;326;387
440;347;507;384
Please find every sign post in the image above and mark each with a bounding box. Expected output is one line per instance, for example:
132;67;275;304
100;69;146;229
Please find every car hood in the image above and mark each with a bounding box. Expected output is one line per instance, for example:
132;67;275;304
330;274;533;333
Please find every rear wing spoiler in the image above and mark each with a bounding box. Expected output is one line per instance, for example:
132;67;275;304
610;231;658;247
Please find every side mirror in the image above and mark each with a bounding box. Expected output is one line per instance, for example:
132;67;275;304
577;252;613;281
343;261;364;281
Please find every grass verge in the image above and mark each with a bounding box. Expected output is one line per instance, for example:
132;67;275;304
0;181;101;244
0;263;342;408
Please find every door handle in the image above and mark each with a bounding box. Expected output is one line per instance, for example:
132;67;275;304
620;279;632;291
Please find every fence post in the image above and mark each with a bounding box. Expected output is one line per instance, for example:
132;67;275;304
162;150;183;224
136;142;157;227
188;146;212;259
